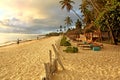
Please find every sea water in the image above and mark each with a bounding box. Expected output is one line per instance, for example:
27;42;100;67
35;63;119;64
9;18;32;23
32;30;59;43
0;33;43;46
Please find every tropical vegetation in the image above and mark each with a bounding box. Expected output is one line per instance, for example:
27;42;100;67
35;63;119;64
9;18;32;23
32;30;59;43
64;16;73;30
59;0;120;45
46;32;60;37
59;0;82;20
60;36;71;46
64;46;78;53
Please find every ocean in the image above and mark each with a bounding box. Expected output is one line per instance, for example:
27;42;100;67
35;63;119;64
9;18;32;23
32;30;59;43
0;33;44;46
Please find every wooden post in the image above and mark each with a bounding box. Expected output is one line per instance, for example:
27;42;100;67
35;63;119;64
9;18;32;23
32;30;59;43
55;43;60;50
52;59;58;73
50;59;58;74
49;50;52;65
44;63;51;80
52;44;65;70
42;77;46;80
54;59;58;72
52;44;59;58
55;44;65;60
43;44;65;80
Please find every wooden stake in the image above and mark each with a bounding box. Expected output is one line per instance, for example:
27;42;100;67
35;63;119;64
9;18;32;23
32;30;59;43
49;50;52;65
44;63;51;80
52;44;65;70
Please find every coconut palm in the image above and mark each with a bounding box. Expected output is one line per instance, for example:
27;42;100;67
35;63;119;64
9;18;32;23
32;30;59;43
75;19;82;29
96;2;120;45
79;0;94;24
64;26;66;32
60;25;63;32
88;0;107;13
88;0;100;13
57;29;59;33
64;16;73;29
81;0;120;44
80;0;105;41
59;0;82;20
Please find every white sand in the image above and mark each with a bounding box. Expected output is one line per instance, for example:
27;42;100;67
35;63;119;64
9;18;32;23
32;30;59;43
52;42;120;80
0;36;120;80
0;36;60;80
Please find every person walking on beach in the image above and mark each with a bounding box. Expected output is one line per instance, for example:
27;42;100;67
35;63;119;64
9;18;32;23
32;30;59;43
17;38;20;44
37;36;39;40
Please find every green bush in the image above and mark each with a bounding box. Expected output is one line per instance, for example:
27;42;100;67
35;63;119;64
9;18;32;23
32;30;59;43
64;47;72;53
72;47;78;53
62;36;67;41
64;46;78;53
60;36;71;46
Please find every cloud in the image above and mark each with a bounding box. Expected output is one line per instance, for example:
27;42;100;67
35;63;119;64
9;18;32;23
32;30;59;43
0;0;82;34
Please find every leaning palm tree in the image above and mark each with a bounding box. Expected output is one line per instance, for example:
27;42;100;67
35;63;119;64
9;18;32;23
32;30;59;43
59;0;82;20
88;0;100;13
64;16;73;30
79;0;94;24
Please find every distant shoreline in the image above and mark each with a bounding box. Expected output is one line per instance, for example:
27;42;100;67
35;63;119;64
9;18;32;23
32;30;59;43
0;36;46;48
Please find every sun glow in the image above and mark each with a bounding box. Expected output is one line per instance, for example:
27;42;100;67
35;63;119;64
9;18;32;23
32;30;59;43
0;0;48;24
0;0;67;34
0;9;9;20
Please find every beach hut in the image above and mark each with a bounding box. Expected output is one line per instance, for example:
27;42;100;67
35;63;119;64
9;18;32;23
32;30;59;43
84;22;101;42
66;28;82;42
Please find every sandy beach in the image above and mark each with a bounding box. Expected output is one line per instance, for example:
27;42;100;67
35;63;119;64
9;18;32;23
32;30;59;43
52;41;120;80
0;36;60;80
0;36;120;80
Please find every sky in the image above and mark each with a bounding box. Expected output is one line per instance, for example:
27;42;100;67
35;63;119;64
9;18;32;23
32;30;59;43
0;0;82;34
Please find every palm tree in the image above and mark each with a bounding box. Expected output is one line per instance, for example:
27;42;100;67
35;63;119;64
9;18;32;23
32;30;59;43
88;0;107;13
82;0;119;44
80;0;103;42
75;19;82;29
57;29;59;33
64;16;73;30
96;2;120;45
64;26;66;32
60;25;63;32
88;0;100;14
59;0;82;20
79;0;94;24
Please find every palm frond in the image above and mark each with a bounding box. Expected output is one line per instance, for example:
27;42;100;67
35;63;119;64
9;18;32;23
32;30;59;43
59;1;63;3
62;5;65;9
70;1;75;4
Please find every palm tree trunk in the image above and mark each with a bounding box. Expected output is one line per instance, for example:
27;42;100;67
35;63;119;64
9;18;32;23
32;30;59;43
98;29;102;42
88;0;103;43
94;2;101;11
89;0;100;14
105;13;117;45
108;26;117;45
72;9;82;21
108;31;110;41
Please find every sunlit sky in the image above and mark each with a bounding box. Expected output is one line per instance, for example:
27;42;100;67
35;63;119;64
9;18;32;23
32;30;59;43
0;0;82;34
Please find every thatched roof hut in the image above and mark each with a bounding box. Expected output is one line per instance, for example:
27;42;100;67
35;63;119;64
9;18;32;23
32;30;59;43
66;28;81;41
84;22;101;41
